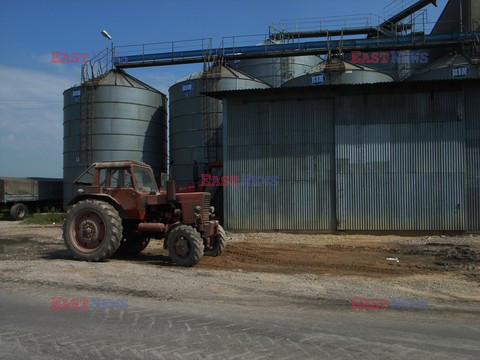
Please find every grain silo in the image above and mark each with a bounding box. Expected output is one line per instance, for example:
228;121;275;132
406;53;479;81
63;70;167;207
169;64;270;187
228;40;321;87
282;57;394;87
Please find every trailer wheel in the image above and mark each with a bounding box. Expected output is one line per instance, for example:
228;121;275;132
204;225;226;257
10;203;27;221
63;200;123;262
167;225;204;267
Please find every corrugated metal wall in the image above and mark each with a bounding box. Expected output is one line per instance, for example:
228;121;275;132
466;87;480;230
223;81;478;231
335;89;466;231
336;122;465;230
224;97;335;230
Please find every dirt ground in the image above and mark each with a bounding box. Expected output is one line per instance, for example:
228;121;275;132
200;233;479;279
1;221;477;279
0;220;479;312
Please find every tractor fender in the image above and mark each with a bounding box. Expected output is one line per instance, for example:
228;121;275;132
67;194;126;218
163;222;183;249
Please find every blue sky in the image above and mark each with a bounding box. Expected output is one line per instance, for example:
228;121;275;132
0;0;446;178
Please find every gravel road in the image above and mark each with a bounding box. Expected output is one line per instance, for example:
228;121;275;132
0;221;479;358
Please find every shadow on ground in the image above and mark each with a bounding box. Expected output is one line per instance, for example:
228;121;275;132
40;248;179;268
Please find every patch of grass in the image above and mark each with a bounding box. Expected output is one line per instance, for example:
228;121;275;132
22;212;66;225
0;210;10;220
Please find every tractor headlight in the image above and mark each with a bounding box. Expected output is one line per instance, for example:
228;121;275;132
194;205;202;214
210;206;215;214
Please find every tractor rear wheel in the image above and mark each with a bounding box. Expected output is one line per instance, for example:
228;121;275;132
63;200;123;262
118;227;150;255
167;225;204;267
204;225;226;257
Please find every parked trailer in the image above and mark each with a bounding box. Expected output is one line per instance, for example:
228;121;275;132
0;177;63;220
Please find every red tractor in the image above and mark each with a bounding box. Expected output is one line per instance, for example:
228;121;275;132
63;161;226;267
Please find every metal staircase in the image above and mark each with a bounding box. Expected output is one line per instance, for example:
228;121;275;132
78;48;117;169
78;80;95;169
202;58;222;164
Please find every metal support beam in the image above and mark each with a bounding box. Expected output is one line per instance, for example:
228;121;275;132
381;0;437;28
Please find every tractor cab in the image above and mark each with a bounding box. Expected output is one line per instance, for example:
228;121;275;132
75;161;163;194
73;161;166;219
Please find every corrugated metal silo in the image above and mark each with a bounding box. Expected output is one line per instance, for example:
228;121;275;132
229;40;321;87
407;53;479;81
63;70;167;207
282;57;394;87
343;50;433;81
229;57;283;87
169;64;270;186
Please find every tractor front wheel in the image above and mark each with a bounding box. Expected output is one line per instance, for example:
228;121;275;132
204;225;226;257
167;225;204;267
63;200;123;262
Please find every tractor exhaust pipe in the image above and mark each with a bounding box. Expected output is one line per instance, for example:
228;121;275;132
168;160;176;202
167;179;176;202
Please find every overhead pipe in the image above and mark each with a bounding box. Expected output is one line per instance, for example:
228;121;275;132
114;32;480;69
